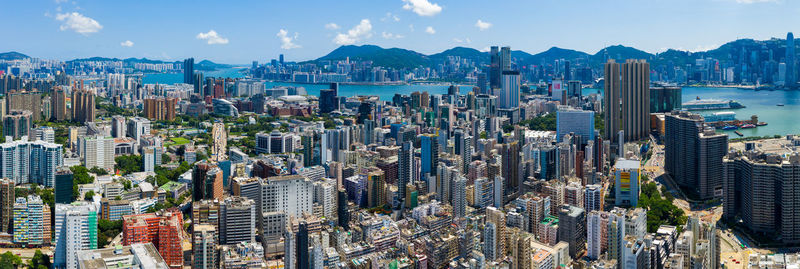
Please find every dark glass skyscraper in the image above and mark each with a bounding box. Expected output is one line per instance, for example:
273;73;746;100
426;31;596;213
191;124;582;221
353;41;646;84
297;222;309;269
55;168;73;204
489;46;501;91
398;141;413;205
337;189;349;229
787;32;795;87
320;87;338;114
184;58;194;84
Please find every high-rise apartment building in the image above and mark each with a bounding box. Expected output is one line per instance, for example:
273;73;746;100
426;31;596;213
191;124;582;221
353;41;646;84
0;178;13;234
665;111;728;200
0;139;63;187
558;205;586;258
193;224;217;269
13;195;50;245
71;89;96;123
398;141;413;205
54;202;98;269
80;136;115;172
143;97;177;121
121;210;184;268
184;58;195;84
260;175;313;239
6;91;41;121
51;88;67;121
3;110;32;140
498;71;520;109
127;117;151;144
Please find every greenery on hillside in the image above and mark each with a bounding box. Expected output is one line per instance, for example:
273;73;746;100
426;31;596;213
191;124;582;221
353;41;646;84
520;113;557;131
98;219;123;248
115;155;143;175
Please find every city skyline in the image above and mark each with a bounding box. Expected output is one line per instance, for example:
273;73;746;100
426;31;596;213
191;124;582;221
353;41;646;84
2;0;800;63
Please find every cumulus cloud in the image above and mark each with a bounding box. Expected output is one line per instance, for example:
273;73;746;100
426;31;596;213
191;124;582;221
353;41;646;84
277;29;301;49
333;19;372;45
475;20;492;31
120;40;134;47
425;26;436;34
55;12;102;35
453;38;471;44
325;23;340;30
402;0;442;16
196;30;229;45
382;32;405;39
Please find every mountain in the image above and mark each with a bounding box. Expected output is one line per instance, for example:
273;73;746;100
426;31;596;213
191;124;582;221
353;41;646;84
593;45;654;63
67;57;179;64
0;51;29;61
429;47;488;63
196;60;232;71
313;45;431;69
524;47;591;65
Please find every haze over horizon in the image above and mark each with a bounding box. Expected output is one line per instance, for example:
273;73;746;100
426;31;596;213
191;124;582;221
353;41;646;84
2;0;799;63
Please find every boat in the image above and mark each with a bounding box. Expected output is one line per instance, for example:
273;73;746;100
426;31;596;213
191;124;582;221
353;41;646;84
777;103;785;106
741;124;756;129
722;125;739;130
682;99;745;111
735;131;744;136
757;122;768;126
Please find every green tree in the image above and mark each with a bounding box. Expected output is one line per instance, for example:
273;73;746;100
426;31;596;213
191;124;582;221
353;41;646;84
115;155;143;175
84;190;95;201
28;250;51;269
0;251;22;269
88;167;108;175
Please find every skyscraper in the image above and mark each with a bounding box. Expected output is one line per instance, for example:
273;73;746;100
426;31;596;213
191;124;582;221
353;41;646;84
614;159;640;207
398;141;413;205
558;205;586;258
192;224;217;269
13;195;50;245
54;202;98;269
319;88;338;114
0;139;63;187
500;141;520;199
296;222;309;269
498;71;520;109
604;59;650;146
787;32;795;87
55;167;73;204
219;196;256;245
500;46;512;71
420;133;439;177
184;58;194;84
665;111;728;200
489;46;501;90
0;179;13;234
71;90;96;123
3;110;31;140
51;88;67;121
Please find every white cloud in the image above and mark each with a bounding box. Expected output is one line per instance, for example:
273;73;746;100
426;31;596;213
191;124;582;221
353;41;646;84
402;0;442;16
55;0;68;3
475;20;492;31
55;12;102;35
382;32;405;39
382;12;400;22
277;29;301;49
409;24;415;32
480;47;490;52
425;26;436;34
333;19;372;45
196;30;229;45
324;23;340;30
120;40;134;47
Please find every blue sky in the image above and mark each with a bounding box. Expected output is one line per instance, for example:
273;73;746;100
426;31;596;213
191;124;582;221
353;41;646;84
1;0;798;64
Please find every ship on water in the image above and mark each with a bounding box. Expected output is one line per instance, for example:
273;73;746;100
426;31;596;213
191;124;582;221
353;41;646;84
682;97;745;111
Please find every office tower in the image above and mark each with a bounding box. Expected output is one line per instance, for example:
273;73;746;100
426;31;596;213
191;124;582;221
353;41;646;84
296;222;309;269
614;159;640;207
260;175;313;239
184;58;194;84
788;32;796;86
51;88;67;121
366;170;385;208
220;196;257;245
490;46;501;90
54;202;98;269
665;111;728;200
319;88;338;114
398;141;413;205
500;141;520;198
356;102;373;124
143;97;177;121
485;207;505;261
193;224;217;269
55;168;73;204
498;71;520;109
255;131;294;154
500;46;511;71
587;211;610;260
420;133;439;177
477;73;488;94
723;151;800;244
556;108;595;145
142;146;156;173
453;176;467;218
31;126;54;143
211;98;239;117
558;205;586;258
71;90;96;123
0;139;63;187
13;195;50;245
80;136;115;172
211;122;227;161
3;110;31;140
604;59;650;145
447;85;460;96
192;161;223;201
510;231;532;269
622;236;647;269
454;129;473;172
0;179;13;234
337;189;349;229
650;86;682;113
6;91;41;121
127;117;151;144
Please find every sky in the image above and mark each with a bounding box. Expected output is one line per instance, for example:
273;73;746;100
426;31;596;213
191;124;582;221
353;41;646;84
1;0;800;64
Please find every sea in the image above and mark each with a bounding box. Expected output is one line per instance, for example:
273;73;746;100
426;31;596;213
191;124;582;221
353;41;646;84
146;68;800;138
